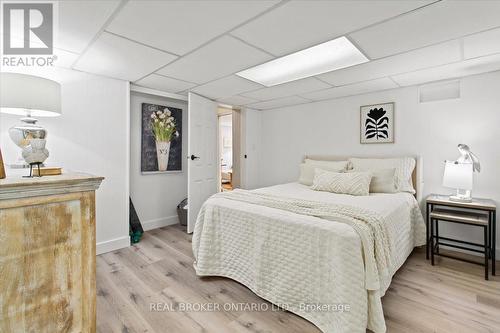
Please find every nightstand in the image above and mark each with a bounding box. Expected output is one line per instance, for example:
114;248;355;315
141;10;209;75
426;194;496;280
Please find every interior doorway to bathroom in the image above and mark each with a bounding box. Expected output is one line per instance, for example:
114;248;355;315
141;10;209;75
218;109;233;191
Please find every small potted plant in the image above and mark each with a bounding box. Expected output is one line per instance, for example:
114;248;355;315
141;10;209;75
151;108;179;171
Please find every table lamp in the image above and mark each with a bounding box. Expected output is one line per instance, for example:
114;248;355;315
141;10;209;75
0;73;61;172
443;161;473;202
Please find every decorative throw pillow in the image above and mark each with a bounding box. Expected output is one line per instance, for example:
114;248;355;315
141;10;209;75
299;163;346;186
349;157;416;193
352;168;397;193
311;169;372;196
304;159;349;171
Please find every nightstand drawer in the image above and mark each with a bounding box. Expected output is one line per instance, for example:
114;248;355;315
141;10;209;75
430;209;488;226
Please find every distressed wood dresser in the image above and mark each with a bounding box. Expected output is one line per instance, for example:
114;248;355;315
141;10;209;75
0;172;104;332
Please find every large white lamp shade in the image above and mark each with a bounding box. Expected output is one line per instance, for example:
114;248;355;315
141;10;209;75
0;72;61;117
442;161;473;190
0;73;61;168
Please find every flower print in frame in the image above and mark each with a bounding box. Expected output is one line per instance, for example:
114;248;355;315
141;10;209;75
141;103;183;173
360;102;394;144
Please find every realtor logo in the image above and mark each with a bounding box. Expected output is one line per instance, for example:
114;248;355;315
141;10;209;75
2;3;53;55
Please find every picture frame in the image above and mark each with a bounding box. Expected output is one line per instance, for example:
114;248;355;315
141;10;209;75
141;103;183;173
0;148;5;179
360;102;394;144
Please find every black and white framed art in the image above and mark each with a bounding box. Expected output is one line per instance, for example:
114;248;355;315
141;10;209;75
360;102;394;144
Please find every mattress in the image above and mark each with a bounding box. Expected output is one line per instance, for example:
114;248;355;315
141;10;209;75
192;182;426;333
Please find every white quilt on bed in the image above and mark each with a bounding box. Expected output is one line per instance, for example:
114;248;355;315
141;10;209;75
192;183;426;333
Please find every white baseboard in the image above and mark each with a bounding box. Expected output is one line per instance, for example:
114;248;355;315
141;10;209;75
96;216;178;255
460;248;500;259
142;215;179;231
475;248;500;259
96;236;130;255
433;245;500;261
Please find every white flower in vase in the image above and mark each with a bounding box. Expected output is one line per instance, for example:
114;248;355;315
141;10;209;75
151;110;177;172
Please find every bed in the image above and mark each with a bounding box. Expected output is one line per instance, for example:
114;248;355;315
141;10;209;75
192;156;426;333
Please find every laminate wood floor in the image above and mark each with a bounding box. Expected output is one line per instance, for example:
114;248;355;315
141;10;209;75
97;224;500;333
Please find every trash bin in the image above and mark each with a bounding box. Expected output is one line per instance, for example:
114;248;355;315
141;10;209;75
177;198;188;226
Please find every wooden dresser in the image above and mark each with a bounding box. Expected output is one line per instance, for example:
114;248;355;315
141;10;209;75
0;173;104;332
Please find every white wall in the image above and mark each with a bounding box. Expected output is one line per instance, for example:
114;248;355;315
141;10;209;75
129;92;188;230
255;71;500;255
0;69;130;254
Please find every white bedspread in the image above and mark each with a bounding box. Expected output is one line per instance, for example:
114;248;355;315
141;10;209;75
192;183;426;333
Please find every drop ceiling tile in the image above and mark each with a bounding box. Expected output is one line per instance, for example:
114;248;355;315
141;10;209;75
318;40;461;86
248;96;310;110
217;95;259;107
464;27;500;59
156;36;272;84
241;77;331;101
0;66;92;85
301;78;398;101
351;1;500;59
192;75;262;100
231;0;432;56
74;32;177;82
107;0;279;55
391;54;500;86
52;49;80;69
57;0;121;53
135;74;196;93
1;34;79;69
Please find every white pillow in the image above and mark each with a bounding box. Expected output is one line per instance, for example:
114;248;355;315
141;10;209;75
349;157;415;193
352;168;397;193
311;169;372;196
299;163;346;185
304;159;349;171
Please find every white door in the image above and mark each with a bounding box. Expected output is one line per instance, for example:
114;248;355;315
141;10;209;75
187;93;218;233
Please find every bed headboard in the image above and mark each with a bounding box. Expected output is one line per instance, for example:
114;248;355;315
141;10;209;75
304;155;423;202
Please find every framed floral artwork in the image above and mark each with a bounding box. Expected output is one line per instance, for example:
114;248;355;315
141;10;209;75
141;103;182;173
360;102;394;144
0;148;5;179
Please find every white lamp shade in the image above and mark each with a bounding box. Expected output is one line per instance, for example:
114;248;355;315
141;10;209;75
0;73;61;117
443;161;473;190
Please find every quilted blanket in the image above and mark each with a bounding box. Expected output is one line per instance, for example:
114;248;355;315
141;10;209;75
192;185;425;333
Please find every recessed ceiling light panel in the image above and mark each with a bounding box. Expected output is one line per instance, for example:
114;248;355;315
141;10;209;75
236;36;369;86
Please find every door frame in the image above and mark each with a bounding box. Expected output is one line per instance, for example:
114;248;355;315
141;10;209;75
216;106;243;191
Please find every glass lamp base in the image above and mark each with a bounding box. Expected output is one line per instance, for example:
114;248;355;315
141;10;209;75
449;189;472;203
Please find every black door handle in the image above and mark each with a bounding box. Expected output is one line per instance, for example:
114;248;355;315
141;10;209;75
189;154;200;160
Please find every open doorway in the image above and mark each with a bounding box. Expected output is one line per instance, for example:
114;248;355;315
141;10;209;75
218;109;233;191
217;105;242;192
